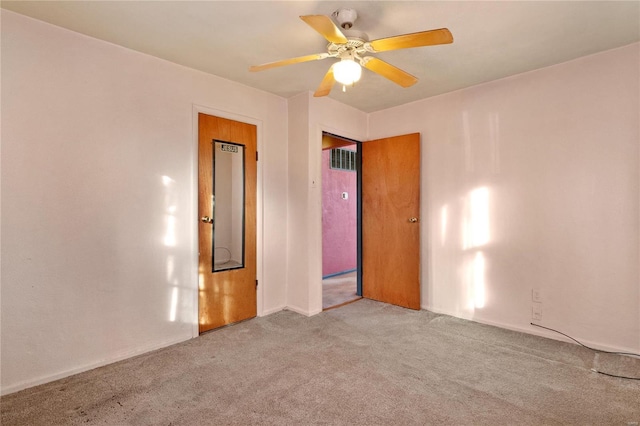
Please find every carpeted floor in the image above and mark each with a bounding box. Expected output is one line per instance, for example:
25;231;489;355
2;299;639;425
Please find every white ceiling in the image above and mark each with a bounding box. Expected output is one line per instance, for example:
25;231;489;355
3;1;639;112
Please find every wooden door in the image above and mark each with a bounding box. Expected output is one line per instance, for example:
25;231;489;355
362;133;421;309
198;113;257;333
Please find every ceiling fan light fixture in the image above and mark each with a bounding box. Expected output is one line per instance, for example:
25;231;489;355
251;12;454;98
333;59;362;86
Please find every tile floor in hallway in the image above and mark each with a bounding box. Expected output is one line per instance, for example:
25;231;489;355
322;271;360;309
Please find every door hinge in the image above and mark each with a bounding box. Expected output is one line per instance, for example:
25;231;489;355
256;151;259;161
255;279;259;289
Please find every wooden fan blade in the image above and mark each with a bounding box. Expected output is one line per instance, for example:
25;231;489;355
314;66;335;97
362;57;417;87
368;28;453;52
300;15;348;44
249;53;329;72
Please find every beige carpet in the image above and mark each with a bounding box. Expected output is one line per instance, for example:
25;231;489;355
2;299;639;425
322;271;360;309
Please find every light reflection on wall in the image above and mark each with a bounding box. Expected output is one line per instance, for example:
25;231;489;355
461;187;490;313
169;287;179;322
441;205;448;246
163;175;177;247
463;187;490;250
162;175;180;323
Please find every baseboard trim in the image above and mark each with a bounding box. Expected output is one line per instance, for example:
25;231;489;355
1;334;192;396
284;305;322;317
421;304;639;355
260;305;286;316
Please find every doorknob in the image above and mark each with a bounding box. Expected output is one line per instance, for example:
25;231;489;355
201;216;214;224
408;217;418;223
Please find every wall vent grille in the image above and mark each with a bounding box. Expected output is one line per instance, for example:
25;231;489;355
330;148;357;172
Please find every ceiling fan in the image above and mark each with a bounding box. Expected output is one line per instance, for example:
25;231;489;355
249;8;453;97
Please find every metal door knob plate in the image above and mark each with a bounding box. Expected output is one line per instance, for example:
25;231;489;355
408;217;418;223
201;216;214;224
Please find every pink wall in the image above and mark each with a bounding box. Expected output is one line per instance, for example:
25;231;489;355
322;147;357;276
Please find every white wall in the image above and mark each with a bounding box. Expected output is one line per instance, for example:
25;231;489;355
369;43;640;353
286;92;311;314
286;92;367;315
1;11;288;394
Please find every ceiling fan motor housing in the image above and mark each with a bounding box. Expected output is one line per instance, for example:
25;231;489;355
332;8;358;29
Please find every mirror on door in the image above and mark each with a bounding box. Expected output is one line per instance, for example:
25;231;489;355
213;140;245;272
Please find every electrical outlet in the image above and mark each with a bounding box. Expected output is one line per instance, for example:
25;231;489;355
532;288;542;303
532;303;542;321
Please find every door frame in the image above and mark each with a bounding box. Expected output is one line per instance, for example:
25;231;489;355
320;131;363;301
313;124;368;312
191;104;264;338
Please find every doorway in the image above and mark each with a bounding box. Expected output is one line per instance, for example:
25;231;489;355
322;132;362;310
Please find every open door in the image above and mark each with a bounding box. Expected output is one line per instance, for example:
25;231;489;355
321;133;361;310
362;133;421;309
198;113;257;333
